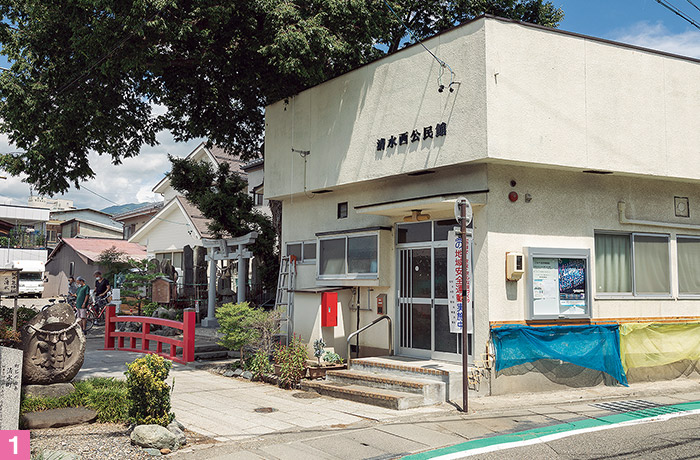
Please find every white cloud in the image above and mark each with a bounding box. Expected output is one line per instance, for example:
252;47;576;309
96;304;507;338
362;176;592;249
610;21;700;59
0;130;202;210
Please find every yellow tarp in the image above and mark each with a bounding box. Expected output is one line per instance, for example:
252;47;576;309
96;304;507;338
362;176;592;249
619;322;700;372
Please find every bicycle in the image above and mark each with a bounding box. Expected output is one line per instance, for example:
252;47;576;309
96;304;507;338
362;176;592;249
86;291;112;328
42;294;75;311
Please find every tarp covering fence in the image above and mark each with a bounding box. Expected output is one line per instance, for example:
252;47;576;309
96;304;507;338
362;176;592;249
619;322;700;372
491;324;628;386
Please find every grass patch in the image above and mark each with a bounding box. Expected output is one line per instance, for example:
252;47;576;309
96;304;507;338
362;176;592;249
21;377;129;423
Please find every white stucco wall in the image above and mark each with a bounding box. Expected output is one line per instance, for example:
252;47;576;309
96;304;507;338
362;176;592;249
129;204;202;255
265;20;487;199
484;19;700;178
486;164;700;323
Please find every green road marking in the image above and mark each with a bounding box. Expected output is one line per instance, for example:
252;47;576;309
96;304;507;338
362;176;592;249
404;400;700;460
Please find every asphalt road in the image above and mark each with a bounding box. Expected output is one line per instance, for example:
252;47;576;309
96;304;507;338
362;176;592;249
467;413;700;460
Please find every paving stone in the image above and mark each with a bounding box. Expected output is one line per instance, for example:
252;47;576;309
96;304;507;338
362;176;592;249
41;450;81;460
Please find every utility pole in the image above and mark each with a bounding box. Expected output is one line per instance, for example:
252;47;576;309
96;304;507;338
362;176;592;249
454;196;472;413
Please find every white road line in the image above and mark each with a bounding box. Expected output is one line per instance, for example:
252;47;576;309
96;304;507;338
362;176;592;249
430;408;700;460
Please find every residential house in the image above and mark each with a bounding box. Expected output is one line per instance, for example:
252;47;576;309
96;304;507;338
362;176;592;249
113;202;164;240
44;238;147;297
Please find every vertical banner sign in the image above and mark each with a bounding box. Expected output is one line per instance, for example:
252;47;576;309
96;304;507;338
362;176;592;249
448;231;473;334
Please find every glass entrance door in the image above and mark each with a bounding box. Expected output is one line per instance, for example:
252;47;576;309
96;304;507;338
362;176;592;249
397;220;465;362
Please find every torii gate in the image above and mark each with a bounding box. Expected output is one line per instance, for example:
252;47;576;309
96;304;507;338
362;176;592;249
201;232;257;328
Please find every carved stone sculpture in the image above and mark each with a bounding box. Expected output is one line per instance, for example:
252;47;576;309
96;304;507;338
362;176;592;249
21;304;85;384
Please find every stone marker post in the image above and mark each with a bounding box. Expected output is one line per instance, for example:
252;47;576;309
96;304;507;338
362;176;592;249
0;346;23;430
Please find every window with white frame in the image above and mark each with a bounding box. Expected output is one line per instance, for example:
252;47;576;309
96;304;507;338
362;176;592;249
286;240;316;263
594;232;670;296
677;236;700;296
319;233;378;278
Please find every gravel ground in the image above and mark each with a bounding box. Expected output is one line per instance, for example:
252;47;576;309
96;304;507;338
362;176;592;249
31;423;151;459
30;423;215;459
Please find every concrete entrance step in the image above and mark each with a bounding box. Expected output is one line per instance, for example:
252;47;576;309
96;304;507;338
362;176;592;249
326;369;445;404
300;380;427;410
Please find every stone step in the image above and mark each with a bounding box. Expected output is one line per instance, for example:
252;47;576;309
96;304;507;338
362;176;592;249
349;358;451;384
300;380;427;410
194;342;227;353
194;350;235;360
325;370;445;404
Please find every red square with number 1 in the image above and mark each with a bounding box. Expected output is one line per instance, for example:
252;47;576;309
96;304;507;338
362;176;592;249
0;430;29;459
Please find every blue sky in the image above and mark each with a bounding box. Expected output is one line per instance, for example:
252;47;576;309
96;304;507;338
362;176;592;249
1;1;699;209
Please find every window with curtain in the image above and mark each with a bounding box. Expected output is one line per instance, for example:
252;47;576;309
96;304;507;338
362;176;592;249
595;232;670;296
678;237;700;295
595;233;632;293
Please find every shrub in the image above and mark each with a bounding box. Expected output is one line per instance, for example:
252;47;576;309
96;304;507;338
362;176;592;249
323;352;344;365
124;355;174;426
216;302;258;359
248;349;272;380
141;302;159;317
274;335;308;388
0;306;37;328
20;378;128;423
216;302;280;359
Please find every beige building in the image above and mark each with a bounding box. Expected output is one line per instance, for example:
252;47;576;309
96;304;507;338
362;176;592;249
265;17;700;396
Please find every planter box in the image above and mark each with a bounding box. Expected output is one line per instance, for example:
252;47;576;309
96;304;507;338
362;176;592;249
306;363;347;380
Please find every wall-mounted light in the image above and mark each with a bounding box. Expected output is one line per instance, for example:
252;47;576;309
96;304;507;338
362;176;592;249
403;210;431;222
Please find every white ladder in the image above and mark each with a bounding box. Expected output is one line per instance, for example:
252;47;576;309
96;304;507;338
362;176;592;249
275;255;297;345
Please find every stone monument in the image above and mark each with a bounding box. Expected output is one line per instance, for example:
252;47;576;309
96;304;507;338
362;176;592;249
0;346;23;430
21;304;86;385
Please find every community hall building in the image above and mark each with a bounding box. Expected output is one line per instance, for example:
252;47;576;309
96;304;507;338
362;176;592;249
264;16;700;399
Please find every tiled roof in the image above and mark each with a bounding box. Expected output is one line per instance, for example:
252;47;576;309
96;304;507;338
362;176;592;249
208;145;248;177
57;238;147;263
175;196;217;239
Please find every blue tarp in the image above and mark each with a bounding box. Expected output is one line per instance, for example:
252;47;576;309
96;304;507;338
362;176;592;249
491;324;628;386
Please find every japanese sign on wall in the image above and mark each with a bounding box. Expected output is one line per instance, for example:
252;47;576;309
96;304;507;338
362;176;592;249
532;257;587;317
447;231;473;334
377;122;447;151
0;269;20;297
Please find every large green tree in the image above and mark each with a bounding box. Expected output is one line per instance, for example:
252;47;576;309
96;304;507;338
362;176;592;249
167;155;279;290
0;0;563;195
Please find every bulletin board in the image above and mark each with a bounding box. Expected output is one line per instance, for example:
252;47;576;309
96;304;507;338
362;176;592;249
527;248;590;320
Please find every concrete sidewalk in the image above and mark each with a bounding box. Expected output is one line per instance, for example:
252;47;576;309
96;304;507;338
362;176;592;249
77;332;700;459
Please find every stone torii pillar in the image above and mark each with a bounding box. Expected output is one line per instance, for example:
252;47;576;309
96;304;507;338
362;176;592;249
201;232;257;328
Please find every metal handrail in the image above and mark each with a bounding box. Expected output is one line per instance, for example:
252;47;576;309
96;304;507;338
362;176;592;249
347;315;393;361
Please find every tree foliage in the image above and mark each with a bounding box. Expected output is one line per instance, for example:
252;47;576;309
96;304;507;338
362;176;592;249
168;155;279;289
0;0;563;195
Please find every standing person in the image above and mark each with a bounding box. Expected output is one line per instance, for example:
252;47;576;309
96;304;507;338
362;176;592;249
75;277;90;331
67;276;78;307
94;271;111;305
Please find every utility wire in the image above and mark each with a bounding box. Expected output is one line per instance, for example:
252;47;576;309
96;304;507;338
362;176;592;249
687;0;700;14
654;0;700;30
80;185;120;206
381;0;455;88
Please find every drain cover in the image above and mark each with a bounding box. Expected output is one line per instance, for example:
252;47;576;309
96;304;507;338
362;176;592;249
254;407;278;413
591;400;682;418
292;392;321;399
591;400;662;412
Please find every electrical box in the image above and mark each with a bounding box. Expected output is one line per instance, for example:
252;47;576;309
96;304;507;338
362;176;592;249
376;294;387;315
506;252;525;281
321;292;338;327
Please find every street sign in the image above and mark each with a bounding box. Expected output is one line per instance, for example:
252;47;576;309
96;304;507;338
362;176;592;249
0;269;20;297
454;197;472;226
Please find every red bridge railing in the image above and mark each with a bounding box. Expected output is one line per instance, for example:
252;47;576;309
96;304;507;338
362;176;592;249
103;304;196;364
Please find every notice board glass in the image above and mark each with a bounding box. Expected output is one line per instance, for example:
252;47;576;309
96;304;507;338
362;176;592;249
527;248;591;320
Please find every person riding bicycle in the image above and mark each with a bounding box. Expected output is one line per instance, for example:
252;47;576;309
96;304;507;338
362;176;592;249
94;271;111;307
75;277;90;331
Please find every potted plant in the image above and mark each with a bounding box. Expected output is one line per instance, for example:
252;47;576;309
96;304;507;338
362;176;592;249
306;339;346;379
